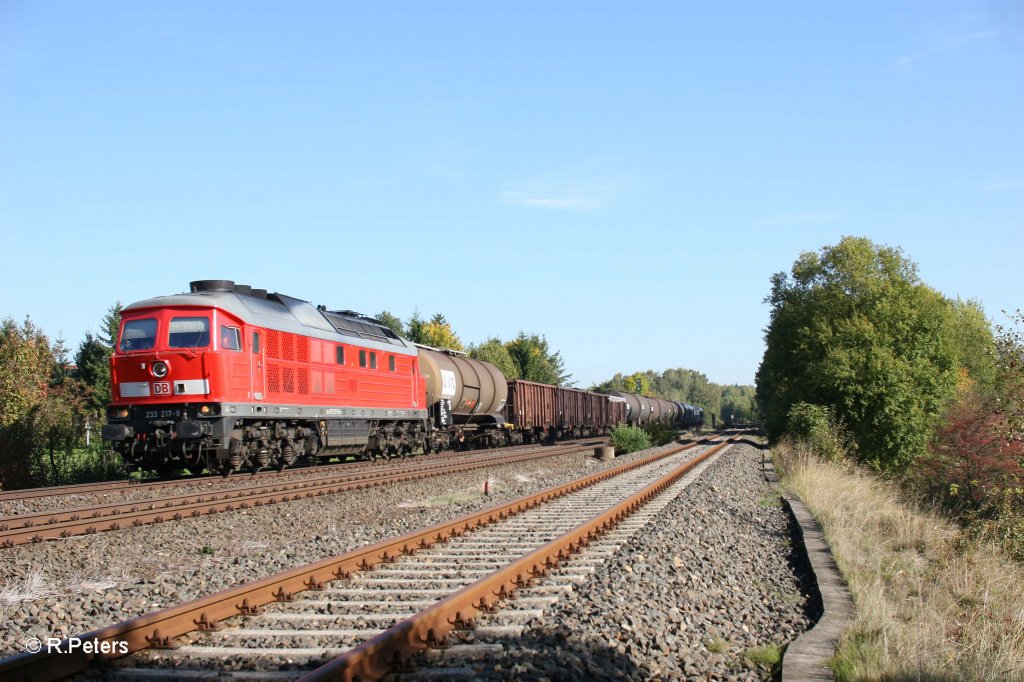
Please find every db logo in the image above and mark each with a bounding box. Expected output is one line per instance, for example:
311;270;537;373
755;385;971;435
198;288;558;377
153;382;172;395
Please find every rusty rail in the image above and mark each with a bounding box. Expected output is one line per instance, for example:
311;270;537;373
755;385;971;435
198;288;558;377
0;435;720;682
0;438;608;502
300;435;736;681
0;440;607;547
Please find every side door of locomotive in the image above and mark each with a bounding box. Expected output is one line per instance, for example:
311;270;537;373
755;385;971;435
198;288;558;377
250;328;265;401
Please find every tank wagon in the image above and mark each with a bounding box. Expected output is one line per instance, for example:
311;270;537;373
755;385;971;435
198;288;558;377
608;390;704;429
103;280;701;474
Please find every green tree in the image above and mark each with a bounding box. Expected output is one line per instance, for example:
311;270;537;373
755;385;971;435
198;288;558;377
74;333;108;406
28;380;90;485
0;317;54;431
720;384;758;424
623;372;650;394
420;313;464;351
756;236;963;472
374;310;405;338
994;310;1024;446
74;302;122;410
406;309;427;345
0;317;88;487
946;298;997;395
591;367;745;424
0;315;118;488
505;333;572;386
469;338;520;379
591;373;626;394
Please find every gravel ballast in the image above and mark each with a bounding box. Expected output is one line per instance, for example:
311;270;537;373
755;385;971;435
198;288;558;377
1;439;818;681
406;441;818;681
0;442;683;657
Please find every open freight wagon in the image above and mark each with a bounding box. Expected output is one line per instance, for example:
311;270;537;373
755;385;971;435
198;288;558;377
504;380;626;441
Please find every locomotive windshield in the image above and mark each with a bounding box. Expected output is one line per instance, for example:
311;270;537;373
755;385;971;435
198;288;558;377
119;318;157;351
168;316;210;348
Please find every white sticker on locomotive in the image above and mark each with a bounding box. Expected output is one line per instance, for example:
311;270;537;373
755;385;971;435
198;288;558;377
120;382;151;398
440;369;457;398
172;379;210;395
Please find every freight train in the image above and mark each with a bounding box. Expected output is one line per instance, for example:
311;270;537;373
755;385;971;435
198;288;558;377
102;281;704;474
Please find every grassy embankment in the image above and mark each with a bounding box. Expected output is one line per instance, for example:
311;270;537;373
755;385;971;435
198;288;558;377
773;438;1024;682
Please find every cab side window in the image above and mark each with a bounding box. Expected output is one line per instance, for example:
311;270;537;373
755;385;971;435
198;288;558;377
220;326;241;351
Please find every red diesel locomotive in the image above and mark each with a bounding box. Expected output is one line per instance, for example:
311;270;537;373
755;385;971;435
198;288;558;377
102;280;701;474
103;280;435;474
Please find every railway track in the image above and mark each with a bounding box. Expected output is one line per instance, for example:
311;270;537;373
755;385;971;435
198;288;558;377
0;434;736;681
0;440;609;547
0;439;602;507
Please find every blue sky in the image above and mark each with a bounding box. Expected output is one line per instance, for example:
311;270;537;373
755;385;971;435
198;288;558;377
2;2;1021;388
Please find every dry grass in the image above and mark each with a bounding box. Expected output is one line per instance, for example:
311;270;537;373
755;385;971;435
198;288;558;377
0;572;58;604
0;562;139;605
774;439;1024;681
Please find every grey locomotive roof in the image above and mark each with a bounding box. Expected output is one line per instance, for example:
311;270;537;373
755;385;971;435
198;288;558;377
124;290;417;356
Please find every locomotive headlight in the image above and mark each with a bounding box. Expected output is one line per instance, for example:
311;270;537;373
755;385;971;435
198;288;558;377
198;404;220;417
106;407;129;420
150;361;170;379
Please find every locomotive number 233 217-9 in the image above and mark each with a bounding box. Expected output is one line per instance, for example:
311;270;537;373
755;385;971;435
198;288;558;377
144;409;182;420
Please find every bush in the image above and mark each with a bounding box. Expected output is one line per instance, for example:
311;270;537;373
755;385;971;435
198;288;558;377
609;425;651;454
69;444;125;483
642;420;677;446
786;402;850;461
913;393;1024;559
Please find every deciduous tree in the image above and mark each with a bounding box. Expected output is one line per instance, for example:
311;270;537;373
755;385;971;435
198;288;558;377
420;313;464;351
720;384;758;424
0;317;53;431
505;333;572;386
591;367;743;422
623;372;650;394
994;310;1024;447
469;338;520;379
756;236;964;472
0;317;80;487
374;310;405;338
